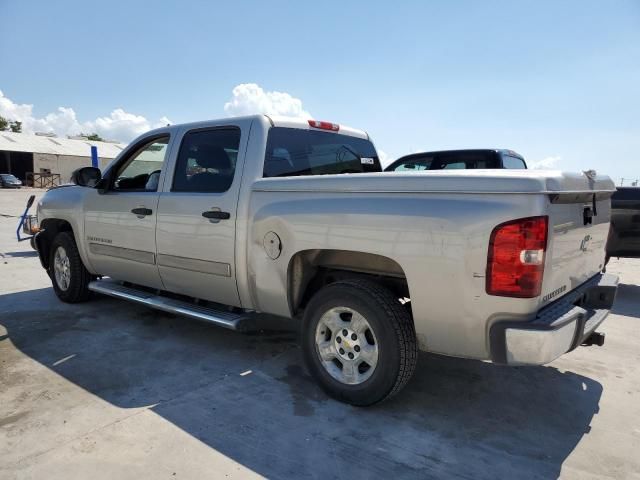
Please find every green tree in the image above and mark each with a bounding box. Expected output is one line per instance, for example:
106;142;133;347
9;120;22;133
86;133;104;141
0;116;8;131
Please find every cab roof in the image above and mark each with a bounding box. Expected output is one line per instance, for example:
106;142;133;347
143;115;369;141
395;148;525;161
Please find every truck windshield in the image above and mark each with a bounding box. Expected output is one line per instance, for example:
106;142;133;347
263;127;381;177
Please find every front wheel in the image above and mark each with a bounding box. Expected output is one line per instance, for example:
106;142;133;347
302;279;418;406
49;232;92;303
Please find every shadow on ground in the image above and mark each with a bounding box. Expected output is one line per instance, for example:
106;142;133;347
0;250;38;258
612;283;640;319
1;287;602;479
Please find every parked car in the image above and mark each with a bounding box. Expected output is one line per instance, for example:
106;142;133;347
31;115;617;405
0;173;23;188
385;149;527;172
606;186;640;261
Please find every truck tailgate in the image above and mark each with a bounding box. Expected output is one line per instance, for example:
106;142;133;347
541;174;615;306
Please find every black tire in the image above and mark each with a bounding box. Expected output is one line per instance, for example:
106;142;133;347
49;231;92;303
302;279;418;406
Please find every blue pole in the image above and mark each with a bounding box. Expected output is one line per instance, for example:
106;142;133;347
91;145;99;168
16;195;36;242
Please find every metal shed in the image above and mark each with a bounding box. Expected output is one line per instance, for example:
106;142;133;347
0;131;126;185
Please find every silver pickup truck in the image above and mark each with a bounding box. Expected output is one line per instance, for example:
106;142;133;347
32;115;618;405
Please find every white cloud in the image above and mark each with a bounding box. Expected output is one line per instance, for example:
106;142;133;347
83;109;171;142
38;107;81;136
529;155;561;169
0;90;170;142
2;84;393;164
224;83;311;119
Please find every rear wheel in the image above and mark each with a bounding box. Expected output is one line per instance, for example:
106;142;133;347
302;279;418;406
49;232;92;303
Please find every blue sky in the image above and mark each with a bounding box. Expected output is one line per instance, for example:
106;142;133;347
1;0;639;181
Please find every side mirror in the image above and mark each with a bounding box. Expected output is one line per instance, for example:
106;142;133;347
71;167;102;187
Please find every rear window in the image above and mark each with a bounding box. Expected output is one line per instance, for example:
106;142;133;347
263;127;381;177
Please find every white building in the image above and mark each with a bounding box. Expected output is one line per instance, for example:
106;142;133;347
0;131;126;185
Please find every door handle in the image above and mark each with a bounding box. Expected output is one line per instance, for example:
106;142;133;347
202;210;230;220
131;207;153;216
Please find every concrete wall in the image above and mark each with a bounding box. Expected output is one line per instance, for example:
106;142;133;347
33;153;114;183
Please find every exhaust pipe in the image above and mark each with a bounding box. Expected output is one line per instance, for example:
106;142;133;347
582;332;605;347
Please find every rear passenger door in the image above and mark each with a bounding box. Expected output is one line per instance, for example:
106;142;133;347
155;122;249;306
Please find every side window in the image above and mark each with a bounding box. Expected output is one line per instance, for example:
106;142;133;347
391;157;432;171
502;155;527;169
172;128;241;193
113;136;170;191
432;153;498;170
442;162;466;169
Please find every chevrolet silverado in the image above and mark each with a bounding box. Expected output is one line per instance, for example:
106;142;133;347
31;115;618;405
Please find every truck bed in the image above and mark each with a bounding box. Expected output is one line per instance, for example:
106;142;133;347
248;169;615;359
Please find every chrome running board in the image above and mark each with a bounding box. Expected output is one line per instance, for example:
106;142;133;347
88;279;250;330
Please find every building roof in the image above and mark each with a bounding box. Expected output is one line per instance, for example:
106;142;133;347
0;131;127;159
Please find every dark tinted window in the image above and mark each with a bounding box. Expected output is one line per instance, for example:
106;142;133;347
263;127;381;177
502;155;526;169
172;128;240;192
613;187;640;201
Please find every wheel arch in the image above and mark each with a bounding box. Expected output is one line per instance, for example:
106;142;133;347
36;218;75;271
287;249;410;316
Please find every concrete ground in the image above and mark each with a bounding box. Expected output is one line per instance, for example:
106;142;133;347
1;188;639;480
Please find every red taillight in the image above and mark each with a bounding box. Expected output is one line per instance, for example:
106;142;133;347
486;216;548;298
308;120;339;131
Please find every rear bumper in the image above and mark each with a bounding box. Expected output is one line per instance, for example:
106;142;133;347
490;273;619;365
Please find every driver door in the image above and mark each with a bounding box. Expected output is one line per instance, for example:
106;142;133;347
83;133;172;289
